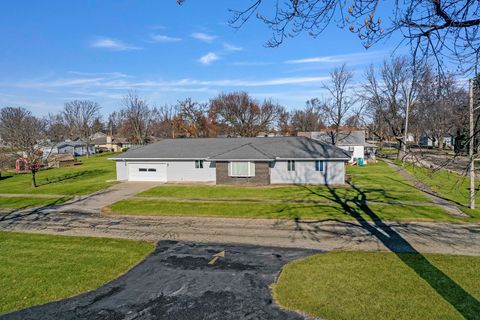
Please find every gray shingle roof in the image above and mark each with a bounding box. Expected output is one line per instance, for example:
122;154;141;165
309;131;365;146
111;137;351;161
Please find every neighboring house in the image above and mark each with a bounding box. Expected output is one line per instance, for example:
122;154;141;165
92;135;137;152
299;130;366;163
43;139;95;157
110;137;351;185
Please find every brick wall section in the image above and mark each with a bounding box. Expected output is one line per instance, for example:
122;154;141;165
216;161;270;185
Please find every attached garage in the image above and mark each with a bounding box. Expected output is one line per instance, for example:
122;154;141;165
127;162;167;182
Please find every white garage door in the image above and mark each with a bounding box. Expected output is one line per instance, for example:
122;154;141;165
128;162;167;182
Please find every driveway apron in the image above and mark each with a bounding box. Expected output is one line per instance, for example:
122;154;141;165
1;241;317;320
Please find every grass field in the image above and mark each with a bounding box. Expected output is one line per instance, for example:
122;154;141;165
108;161;464;222
0;153;116;210
400;162;480;220
273;252;480;320
0;197;69;210
139;161;432;203
0;153;116;196
0;232;154;315
107;199;452;221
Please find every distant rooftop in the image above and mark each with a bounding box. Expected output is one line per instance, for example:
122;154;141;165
298;131;366;146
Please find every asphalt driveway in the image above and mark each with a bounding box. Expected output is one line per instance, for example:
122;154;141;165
2;241;317;320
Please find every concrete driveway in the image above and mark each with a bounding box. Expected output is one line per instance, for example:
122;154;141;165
49;182;162;213
2;241;317;320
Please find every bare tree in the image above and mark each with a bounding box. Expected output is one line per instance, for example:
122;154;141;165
417;69;468;149
175;98;217;138
321;64;358;145
148;105;176;138
290;99;325;133
209;92;283;137
45;113;69;142
118;91;158;144
62;100;101;157
0;107;46;187
361;56;424;157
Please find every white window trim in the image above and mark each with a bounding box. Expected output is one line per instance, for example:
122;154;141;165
195;160;204;169
315;160;324;172
287;160;295;171
228;161;256;177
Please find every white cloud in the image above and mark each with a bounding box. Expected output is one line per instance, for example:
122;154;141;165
198;52;220;65
6;73;329;92
285;50;389;64
91;37;141;51
149;34;182;42
223;43;243;52
191;32;217;43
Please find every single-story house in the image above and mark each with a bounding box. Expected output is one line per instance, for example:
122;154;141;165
92;135;137;152
110;137;351;185
43;139;95;157
298;130;367;164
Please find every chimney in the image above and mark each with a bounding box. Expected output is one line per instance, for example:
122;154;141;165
106;136;112;144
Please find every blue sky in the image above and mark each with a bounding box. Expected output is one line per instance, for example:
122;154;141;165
0;0;400;117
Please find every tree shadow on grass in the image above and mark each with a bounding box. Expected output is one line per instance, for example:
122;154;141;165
0;197;68;222
37;169;107;187
295;181;480;319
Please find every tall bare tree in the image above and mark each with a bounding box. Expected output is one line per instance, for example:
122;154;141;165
209;92;283;137
62;100;101;157
361;56;424;157
290;99;325;134
321;64;358;145
0;107;46;187
118;91;158;144
175;98;217;138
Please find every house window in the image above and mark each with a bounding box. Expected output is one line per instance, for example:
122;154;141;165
287;160;295;171
147;168;156;172
228;161;255;177
195;160;204;169
139;168;147;172
315;160;324;172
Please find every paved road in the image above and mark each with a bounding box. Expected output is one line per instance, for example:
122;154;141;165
1;210;479;256
2;241;316;320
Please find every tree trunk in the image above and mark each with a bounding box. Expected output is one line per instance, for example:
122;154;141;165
31;170;37;188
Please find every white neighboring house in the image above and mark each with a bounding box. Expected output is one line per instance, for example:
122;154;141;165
299;131;367;164
109;137;351;185
42;139;96;158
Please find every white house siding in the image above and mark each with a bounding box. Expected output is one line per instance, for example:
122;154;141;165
166;161;216;182
270;160;345;185
116;161;128;181
116;160;216;182
339;145;364;162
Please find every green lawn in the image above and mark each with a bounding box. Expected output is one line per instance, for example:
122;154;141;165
0;197;69;210
273;252;480;320
107;199;454;221
108;161;463;222
0;153;116;196
139;161;431;204
400;162;480;220
0;231;154;315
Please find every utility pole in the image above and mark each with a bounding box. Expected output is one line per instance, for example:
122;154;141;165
402;93;410;163
469;78;475;209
